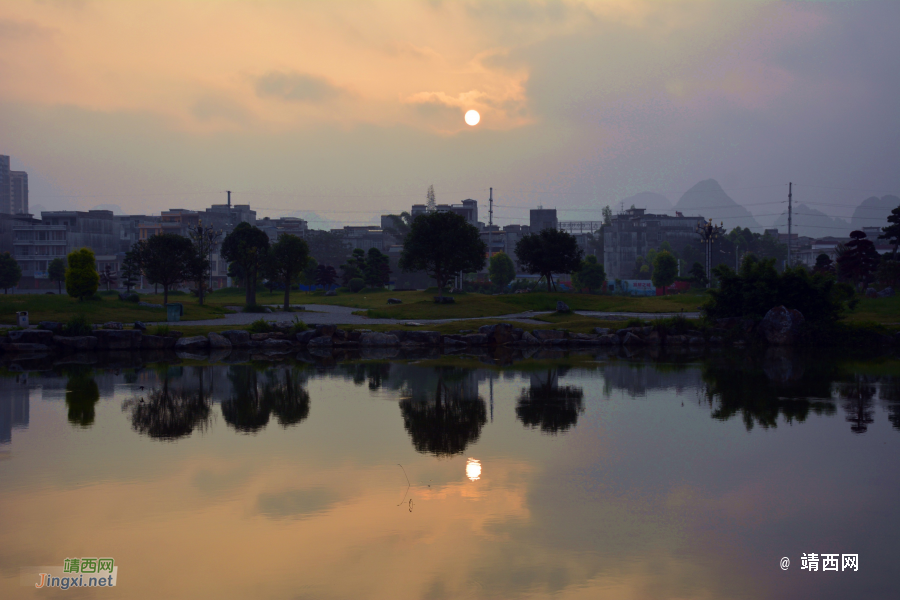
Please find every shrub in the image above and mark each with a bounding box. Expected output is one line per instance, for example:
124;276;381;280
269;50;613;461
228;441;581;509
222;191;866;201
248;318;272;334
64;315;93;336
655;315;692;334
125;294;140;303
624;317;649;328
151;325;170;337
349;278;365;292
288;316;307;336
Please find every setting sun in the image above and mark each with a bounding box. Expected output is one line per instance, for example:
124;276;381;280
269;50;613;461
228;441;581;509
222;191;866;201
464;110;480;126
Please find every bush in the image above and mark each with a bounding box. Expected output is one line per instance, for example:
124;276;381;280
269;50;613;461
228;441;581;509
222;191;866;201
655;315;692;334
64;315;93;336
705;257;857;325
624;317;649;328
248;318;272;334
288;316;307;336
349;278;365;292
151;325;170;337
125;294;140;303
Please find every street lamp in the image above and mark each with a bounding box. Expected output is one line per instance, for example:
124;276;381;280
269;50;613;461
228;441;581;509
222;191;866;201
696;218;725;288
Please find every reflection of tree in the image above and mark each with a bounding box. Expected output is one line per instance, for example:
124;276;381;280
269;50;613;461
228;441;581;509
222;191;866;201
838;377;876;434
65;366;100;428
345;362;392;391
223;366;311;432
516;369;584;434
399;368;486;456
124;373;211;440
702;354;836;431
261;369;310;427
880;376;900;431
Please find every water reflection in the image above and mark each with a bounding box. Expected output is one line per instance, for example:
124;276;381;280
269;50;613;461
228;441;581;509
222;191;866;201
516;368;585;434
399;367;487;456
838;376;877;434
64;366;100;427
223;366;311;432
123;368;212;440
0;375;29;444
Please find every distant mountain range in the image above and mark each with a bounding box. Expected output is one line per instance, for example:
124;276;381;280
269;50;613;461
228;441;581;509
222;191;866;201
771;204;849;238
672;179;762;230
850;195;900;231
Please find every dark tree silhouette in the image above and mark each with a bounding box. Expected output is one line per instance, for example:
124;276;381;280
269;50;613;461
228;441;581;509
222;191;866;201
136;234;195;305
261;369;311;427
399;369;487;456
65;366;100;427
223;366;311;432
516;369;584;433
266;233;311;310
836;230;881;289
839;377;876;434
515;228;583;292
221;222;270;306
125;375;211;440
879;203;900;256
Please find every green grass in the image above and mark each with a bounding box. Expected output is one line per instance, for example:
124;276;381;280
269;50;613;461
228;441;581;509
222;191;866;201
845;295;900;326
0;293;227;325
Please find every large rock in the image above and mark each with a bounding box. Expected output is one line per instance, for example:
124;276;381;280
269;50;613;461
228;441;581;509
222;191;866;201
520;330;541;345
221;330;251;347
462;333;489;346
94;329;142;350
262;338;294;352
387;298;402;304
400;331;441;346
102;321;124;330
569;333;599;344
597;334;619;345
175;336;210;351
442;336;466;347
8;329;54;344
208;332;233;350
758;306;805;346
532;330;566;343
621;332;645;346
296;330;317;345
478;323;515;345
53;335;98;352
593;327;610;335
315;324;337;338
556;301;571;313
359;332;400;347
0;342;49;353
433;296;455;304
308;336;334;348
141;335;176;350
878;286;894;298
39;321;64;334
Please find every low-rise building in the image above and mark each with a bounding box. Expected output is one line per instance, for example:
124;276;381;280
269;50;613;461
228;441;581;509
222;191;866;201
603;208;703;280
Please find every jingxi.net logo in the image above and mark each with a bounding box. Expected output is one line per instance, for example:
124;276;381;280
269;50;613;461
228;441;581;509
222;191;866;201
23;557;118;590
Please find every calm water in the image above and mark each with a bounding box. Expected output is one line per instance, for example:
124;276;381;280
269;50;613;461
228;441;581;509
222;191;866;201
1;350;899;599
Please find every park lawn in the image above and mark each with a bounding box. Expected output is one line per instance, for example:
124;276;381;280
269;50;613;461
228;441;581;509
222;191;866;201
844;296;900;326
0;293;227;325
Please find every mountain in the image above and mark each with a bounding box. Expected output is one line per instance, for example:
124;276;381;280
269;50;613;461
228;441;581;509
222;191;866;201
771;204;849;238
618;191;672;215
850;195;900;231
673;179;761;230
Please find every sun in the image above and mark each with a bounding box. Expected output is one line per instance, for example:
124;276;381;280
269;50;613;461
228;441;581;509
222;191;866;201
464;110;480;126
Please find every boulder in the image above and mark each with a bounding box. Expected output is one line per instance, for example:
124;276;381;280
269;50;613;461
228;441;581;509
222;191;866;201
333;328;348;342
133;321;147;331
644;330;662;345
511;328;524;341
175;336;210;351
262;338;294;352
520;330;541;345
433;296;455;304
462;333;489;346
141;335;176;350
478;323;515;345
315;324;337;338
325;290;337;296
308;336;334;348
359;332;400;347
621;332;645;346
221;330;251;347
208;332;233;350
532;330;566;343
709;336;724;345
387;298;402;304
401;331;442;346
442;336;466;347
94;329;142;350
102;321;124;330
8;329;54;345
758;306;805;346
688;336;705;346
593;327;610;335
556;301;571;313
250;332;273;341
295;330;317;345
666;335;686;346
39;321;63;334
569;333;598;344
865;287;878;298
597;334;619;345
878;287;894;298
53;335;98;352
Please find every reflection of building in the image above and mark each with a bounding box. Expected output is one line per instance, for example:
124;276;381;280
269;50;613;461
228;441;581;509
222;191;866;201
0;380;29;444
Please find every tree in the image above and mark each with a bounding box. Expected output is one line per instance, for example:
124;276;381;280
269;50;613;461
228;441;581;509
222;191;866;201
138;233;195;306
813;253;835;276
340;248;365;286
879;203;900;256
836;230;881;289
315;264;338;287
515;228;583;292
48;257;66;293
305;230;350;269
99;264;118;291
602;205;613;226
188;224;221;306
266;234;311;311
300;257;318;287
426;184;436;212
652;250;678;293
119;249;141;292
876;255;900;290
572;255;606;293
364;247;391;288
65;248;99;300
383;212;412;240
0;252;22;294
489;252;516;290
221;222;270;306
689;261;708;287
399;211;486;298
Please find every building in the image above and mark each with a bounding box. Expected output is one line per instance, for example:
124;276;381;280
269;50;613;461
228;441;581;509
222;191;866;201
0;155;9;214
332;225;385;252
410;199;479;227
603;208;703;280
9;171;27;215
530;208;558;232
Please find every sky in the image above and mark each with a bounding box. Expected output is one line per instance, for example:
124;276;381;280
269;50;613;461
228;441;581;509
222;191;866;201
1;0;898;231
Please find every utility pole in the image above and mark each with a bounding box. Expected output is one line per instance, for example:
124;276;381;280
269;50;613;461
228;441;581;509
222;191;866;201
787;182;792;268
488;187;493;261
227;190;231;208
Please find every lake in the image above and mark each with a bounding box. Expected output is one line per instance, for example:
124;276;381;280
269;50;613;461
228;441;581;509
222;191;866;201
1;349;898;599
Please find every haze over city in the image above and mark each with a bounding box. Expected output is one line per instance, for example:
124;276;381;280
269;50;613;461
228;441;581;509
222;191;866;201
2;0;898;231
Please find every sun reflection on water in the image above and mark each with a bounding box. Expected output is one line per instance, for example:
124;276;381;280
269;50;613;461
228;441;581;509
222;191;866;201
466;458;481;481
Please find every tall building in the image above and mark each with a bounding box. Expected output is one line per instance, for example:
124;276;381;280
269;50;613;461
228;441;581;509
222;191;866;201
10;171;28;214
0;155;10;214
530;208;558;232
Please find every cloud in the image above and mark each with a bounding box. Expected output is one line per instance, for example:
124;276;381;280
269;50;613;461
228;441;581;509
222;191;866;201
191;93;251;124
256;487;339;519
0;18;56;40
255;71;346;104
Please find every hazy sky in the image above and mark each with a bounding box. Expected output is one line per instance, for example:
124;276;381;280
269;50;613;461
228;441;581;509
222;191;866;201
1;0;898;229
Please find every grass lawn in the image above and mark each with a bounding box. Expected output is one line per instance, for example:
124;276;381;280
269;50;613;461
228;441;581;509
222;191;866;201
0;292;227;325
845;296;900;327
